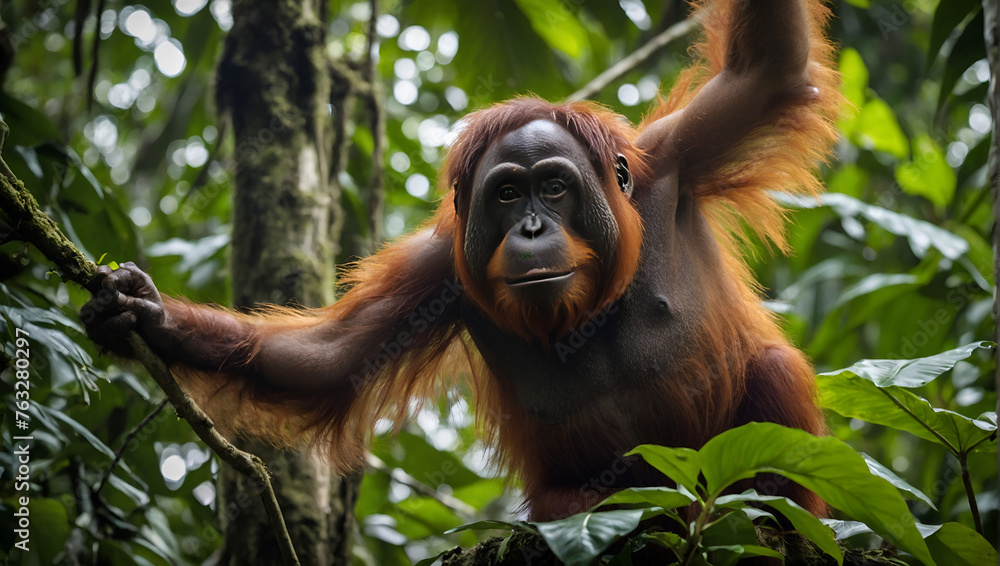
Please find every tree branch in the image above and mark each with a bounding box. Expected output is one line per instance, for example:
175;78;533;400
367;454;478;520
363;0;386;248
97;398;168;495
86;0;107;112
0;150;301;566
565;14;702;103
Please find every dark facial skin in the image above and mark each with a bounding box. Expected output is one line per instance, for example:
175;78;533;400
462;120;620;305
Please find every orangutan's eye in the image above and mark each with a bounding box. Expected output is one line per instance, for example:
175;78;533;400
542;179;567;198
498;185;521;203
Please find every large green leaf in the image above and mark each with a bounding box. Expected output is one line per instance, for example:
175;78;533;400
928;0;981;63
854;98;909;159
698;423;934;565
512;0;589;58
808;273;923;355
778;192;970;260
818;374;996;453
936;11;985;117
701;512;785;566
838;48;869;110
627;445;701;495
830;273;919;310
894;135;957;207
860;453;935;509
371;431;482;489
923;522;998;565
820;341;993;388
700;508;758;548
704;544;783;565
716;492;842;565
533;508;648;566
597;486;694;512
818;343;997;453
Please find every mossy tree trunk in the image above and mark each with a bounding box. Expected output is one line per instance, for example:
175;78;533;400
214;1;356;564
982;0;1000;547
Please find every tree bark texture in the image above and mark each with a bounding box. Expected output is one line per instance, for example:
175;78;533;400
215;1;357;564
981;0;1000;550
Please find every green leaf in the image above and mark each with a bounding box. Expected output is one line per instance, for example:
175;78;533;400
404;0;572;100
855;98;909;159
598;486;695;512
924;522;998;565
35;403;116;460
627;445;701;495
147;233;232;273
704;544;784;566
807;272;922;355
895;135;957;207
512;0;588;58
818;373;996;453
701;508;758;548
819;342;993;388
492;533;513;562
831;273;919;310
951;226;994;289
107;474;152;507
0;92;64;147
936;11;985;117
827;164;870;198
777;192;970;260
821;519;872;540
372;431;482;490
859;453;935;509
642;530;684;549
532;509;646;566
30;498;70;565
956;135;990;188
699;423;934;565
606;536;648;565
444;520;520;534
715;492;842;564
838;48;869;110
414;549;452;566
929;0;980;63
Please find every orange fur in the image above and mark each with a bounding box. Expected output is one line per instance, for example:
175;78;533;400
146;0;840;520
485;229;600;342
447;98;646;339
644;0;842;253
166;207;472;471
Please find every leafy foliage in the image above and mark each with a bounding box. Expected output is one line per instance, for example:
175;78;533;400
0;0;997;564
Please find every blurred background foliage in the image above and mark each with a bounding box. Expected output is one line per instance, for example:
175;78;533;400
0;0;996;564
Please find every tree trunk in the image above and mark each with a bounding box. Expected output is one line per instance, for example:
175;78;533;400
215;1;357;564
982;0;1000;550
